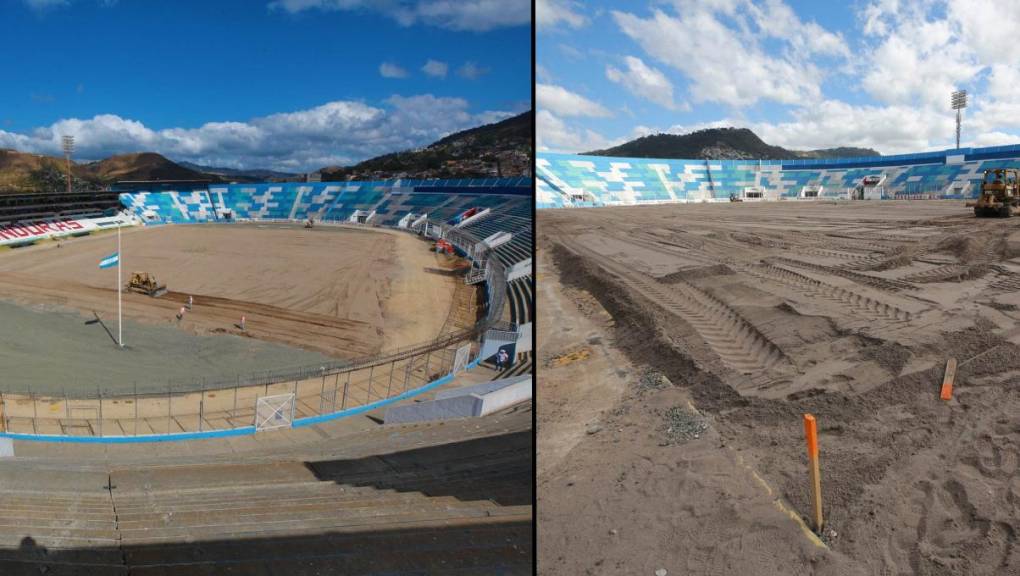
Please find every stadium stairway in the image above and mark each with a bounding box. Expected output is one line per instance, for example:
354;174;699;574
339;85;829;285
492;277;533;380
0;411;532;574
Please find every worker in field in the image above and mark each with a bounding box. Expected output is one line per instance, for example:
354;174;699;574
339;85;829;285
240;315;246;331
187;295;193;310
176;306;185;323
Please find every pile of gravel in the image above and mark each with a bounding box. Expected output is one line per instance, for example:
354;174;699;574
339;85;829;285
663;406;708;443
638;368;669;391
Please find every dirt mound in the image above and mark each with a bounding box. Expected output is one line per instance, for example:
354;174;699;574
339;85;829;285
658;264;734;282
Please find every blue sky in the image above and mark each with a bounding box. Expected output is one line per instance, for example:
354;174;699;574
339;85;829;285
537;0;1020;156
0;0;531;170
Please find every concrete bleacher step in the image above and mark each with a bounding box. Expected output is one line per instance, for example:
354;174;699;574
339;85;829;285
115;494;488;527
0;504;114;518
116;502;519;536
125;544;529;576
118;506;532;545
0;531;120;549
111;483;379;510
0;561;127;576
114;491;428;516
121;520;529;565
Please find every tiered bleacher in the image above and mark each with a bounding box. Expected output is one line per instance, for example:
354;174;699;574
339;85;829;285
0;190;121;223
456;198;532;268
0;422;532;573
497;277;533;378
120;177;531;226
537;144;1020;208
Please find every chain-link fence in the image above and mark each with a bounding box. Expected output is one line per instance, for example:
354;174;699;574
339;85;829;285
0;338;473;437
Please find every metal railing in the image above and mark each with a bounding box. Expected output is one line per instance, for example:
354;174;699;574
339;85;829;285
0;336;475;438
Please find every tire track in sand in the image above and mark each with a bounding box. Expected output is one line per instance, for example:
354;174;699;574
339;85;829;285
561;239;791;376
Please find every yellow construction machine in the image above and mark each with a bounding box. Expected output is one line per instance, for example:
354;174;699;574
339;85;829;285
127;272;167;297
968;168;1020;217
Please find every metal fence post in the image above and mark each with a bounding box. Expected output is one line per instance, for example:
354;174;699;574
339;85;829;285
319;374;326;415
403;356;412;393
167;381;172;434
387;360;395;398
424;350;432;383
134;382;138;436
64;387;69;420
30;389;37;435
199;381;205;433
366;365;374;403
97;386;103;438
332;373;339;412
233;375;239;418
341;372;350;410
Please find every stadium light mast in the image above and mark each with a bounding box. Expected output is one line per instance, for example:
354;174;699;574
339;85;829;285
951;90;967;150
61;135;74;194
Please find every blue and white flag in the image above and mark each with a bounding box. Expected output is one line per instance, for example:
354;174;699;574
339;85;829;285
99;252;119;269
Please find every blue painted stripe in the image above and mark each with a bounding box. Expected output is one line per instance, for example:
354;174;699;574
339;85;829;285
2;426;255;444
0;359;482;443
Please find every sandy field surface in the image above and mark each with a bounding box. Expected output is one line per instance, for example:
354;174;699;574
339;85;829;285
0;223;456;392
539;200;1020;575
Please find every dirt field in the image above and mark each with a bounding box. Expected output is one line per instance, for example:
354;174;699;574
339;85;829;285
539;200;1020;575
0;223;456;393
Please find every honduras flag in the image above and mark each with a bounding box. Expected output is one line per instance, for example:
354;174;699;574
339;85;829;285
99;252;119;269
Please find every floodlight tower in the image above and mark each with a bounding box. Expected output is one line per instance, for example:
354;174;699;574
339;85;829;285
61;134;74;194
951;90;967;150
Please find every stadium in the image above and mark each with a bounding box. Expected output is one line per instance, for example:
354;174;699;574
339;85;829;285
0;178;534;573
537;145;1020;574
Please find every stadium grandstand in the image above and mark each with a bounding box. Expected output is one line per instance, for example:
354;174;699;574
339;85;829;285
536;144;1020;208
0;176;533;573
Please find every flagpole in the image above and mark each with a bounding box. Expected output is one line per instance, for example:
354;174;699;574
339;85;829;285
117;222;122;347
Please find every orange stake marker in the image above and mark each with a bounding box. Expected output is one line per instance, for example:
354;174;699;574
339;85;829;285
940;358;957;401
803;413;823;534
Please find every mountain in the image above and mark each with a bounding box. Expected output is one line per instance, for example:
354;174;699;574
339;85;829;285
319;110;532;181
586;127;880;160
85;153;221;183
794;146;883;159
0;149;101;192
0;150;225;193
178;162;298;182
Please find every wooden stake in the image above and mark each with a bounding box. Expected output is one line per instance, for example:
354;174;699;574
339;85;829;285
803;413;823;534
940;358;957;401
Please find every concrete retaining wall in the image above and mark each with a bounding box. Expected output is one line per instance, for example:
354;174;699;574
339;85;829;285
384;375;532;424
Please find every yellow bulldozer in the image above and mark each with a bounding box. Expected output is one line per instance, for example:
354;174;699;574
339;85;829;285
127;272;167;297
967;168;1020;217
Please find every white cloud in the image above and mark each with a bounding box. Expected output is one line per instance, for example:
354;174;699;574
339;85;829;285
379;62;408;78
422;59;449;78
852;0;1020;141
611;0;848;108
536;0;587;30
537;110;614;152
536;83;612;118
950;0;1020;65
457;61;490;79
605;56;683;111
0;96;514;171
268;0;530;31
858;7;980;109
